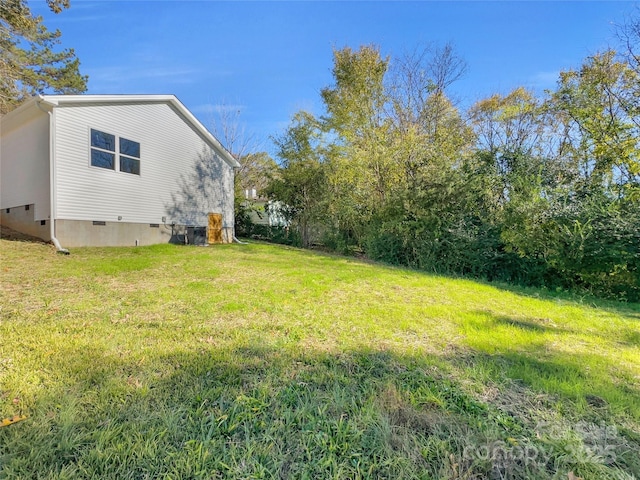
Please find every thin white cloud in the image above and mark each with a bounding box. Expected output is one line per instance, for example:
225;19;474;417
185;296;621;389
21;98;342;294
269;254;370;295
264;120;292;140
86;66;201;91
528;71;560;89
34;1;117;22
57;15;109;22
191;103;246;114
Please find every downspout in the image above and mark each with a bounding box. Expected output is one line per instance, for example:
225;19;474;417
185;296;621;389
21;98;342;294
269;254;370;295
37;97;69;254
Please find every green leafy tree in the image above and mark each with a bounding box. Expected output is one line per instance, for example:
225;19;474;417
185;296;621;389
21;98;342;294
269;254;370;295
552;51;639;194
366;45;474;269
469;61;640;298
469;88;555;201
266;111;327;248
320;45;396;246
0;0;87;114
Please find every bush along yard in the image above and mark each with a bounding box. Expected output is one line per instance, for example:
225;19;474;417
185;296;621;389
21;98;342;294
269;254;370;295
0;237;639;479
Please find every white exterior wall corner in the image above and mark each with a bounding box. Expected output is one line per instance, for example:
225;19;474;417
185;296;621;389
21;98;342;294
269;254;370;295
52;100;235;240
0;101;51;222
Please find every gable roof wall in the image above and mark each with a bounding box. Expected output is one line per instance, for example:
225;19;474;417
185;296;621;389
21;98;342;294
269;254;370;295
1;95;241;169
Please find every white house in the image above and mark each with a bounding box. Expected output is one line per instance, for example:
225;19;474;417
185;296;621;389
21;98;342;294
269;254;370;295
0;95;240;249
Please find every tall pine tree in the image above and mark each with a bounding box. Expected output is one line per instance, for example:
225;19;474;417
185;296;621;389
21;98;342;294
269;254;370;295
0;0;87;114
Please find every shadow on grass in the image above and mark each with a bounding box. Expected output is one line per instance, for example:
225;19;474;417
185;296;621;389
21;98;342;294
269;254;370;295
472;310;575;335
2;340;639;479
460;310;640;417
624;329;640;346
453;348;640;414
495;317;549;332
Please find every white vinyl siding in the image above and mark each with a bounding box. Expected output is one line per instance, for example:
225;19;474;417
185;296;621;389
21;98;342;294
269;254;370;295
0;110;51;221
53;102;234;228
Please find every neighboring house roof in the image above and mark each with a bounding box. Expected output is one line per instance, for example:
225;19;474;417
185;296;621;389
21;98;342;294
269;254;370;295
1;94;241;169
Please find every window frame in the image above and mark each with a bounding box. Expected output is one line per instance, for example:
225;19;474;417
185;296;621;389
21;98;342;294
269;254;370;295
119;136;141;175
90;129;116;171
88;128;141;176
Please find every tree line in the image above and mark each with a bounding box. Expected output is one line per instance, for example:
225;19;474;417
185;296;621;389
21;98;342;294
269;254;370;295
240;25;640;301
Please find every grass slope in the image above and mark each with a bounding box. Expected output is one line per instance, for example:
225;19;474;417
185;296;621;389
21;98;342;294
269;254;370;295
1;238;639;479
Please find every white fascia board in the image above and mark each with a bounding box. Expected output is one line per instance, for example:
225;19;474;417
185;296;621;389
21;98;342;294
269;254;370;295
40;94;241;169
40;94;175;106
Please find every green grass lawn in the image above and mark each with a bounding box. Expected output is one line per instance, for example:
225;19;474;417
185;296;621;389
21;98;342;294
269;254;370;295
1;238;639;479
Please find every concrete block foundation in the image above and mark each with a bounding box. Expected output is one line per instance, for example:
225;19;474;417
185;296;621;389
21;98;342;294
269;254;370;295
0;205;233;247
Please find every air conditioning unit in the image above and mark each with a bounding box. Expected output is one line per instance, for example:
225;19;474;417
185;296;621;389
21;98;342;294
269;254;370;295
186;226;207;245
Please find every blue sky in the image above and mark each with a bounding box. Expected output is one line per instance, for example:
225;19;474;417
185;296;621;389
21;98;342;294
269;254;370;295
35;1;634;157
